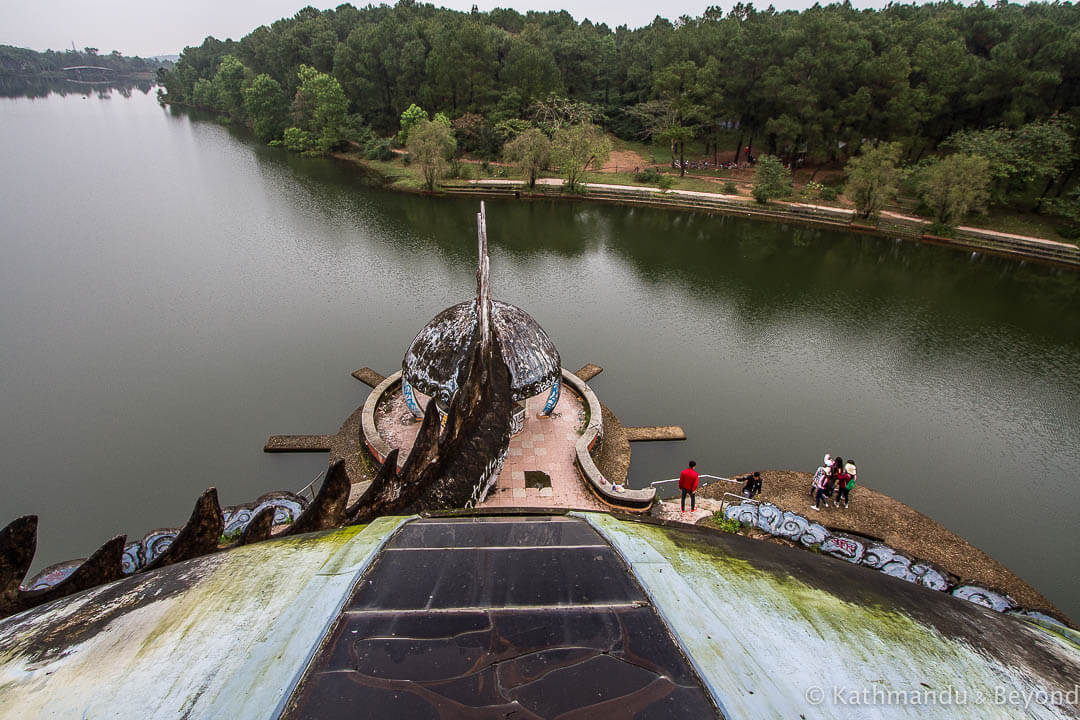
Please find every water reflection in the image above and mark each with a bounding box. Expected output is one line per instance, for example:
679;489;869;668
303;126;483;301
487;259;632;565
0;77;156;99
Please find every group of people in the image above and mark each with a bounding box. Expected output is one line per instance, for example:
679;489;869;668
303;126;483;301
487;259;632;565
675;454;856;516
810;453;858;511
678;462;763;512
670;159;754;171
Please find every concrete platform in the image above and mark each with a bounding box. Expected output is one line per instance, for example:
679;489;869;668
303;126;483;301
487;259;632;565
372;377;607;512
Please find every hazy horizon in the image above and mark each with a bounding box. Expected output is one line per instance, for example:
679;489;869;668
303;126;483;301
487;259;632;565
6;0;928;59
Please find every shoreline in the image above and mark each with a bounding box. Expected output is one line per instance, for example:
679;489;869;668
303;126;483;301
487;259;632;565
330;151;1080;271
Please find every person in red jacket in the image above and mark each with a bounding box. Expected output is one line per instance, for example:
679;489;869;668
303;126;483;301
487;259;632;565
679;461;700;512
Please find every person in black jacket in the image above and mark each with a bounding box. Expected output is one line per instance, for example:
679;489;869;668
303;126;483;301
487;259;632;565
741;471;763;499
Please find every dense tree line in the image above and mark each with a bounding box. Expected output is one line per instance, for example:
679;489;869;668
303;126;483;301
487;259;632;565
159;1;1080;229
0;45;166;77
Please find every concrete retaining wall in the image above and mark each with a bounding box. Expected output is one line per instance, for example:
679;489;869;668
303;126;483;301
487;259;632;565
443;181;1080;271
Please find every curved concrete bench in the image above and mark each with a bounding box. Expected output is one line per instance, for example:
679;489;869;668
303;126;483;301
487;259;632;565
563;370;655;510
361;371;407;470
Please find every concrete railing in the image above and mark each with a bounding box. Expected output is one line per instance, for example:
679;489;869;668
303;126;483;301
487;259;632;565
361;371;405;469
562;369;655;510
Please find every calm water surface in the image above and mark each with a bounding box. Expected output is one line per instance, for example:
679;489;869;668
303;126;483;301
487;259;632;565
2;89;1078;618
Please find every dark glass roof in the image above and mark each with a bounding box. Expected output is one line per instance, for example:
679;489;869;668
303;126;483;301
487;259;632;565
402;299;560;403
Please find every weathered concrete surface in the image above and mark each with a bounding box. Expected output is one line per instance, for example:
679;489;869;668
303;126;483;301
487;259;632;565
563;371;654;510
625;425;688;442
264;435;334;452
0;517;411;719
351;367;386;387
580;513;1080;719
574;363;603;382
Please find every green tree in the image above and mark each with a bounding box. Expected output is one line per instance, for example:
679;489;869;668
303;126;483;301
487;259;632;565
944;117;1075;206
844;142;903;220
398;103;428;144
433;111;453;131
243;73;289;141
919;153;992;229
191;78;216;108
503;128;551;187
1046;186;1080;239
291;64;350;153
211;55;249;120
407;119;457;190
551;123;612;192
751;155;791;203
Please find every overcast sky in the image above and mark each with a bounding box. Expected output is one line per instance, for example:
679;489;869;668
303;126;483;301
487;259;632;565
3;0;903;58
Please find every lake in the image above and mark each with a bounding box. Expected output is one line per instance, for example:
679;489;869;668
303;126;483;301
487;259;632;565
2;87;1078;619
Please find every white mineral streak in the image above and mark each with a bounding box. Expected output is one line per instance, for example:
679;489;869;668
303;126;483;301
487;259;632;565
578;512;1080;720
0;517;410;719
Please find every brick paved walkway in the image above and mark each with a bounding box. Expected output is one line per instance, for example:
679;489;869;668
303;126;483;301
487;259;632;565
372;386;607;511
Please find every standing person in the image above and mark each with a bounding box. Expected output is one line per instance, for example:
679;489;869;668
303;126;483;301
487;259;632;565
811;454;832;497
679;461;700;513
831;458;851;509
838;460;857;508
814;456;842;511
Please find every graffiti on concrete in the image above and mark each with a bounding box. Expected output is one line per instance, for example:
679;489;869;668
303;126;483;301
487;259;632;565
952;584;1017;613
799;522;829;547
821;535;865;564
722;501;1017;615
776;512;808;541
757;503;783;534
911;563;951;592
861;544;898;570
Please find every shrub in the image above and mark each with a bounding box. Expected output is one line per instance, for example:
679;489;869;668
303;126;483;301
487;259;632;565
820;186;839;201
722;181;738;194
282;127;317;154
751;155;791;203
634;167;661;183
657;174;674;191
712;515;742;534
919;153;991;228
364;138;393;161
844;142;903;219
